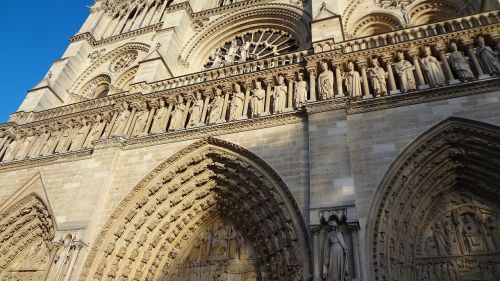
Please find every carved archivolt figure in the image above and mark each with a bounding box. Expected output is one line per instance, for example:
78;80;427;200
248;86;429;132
132;109;149;137
250;81;265;117
70;119;92;151
449;42;474;81
273;75;287;113
111;102;131;137
208;89;225;125
420;46;446;87
318;61;334;100
229;84;245;121
344;62;362;98
368;58;388;97
323;227;349;281
169;96;186;131
151;99;169;134
188;92;205;128
294;72;308;107
394;51;417;92
476;36;499;75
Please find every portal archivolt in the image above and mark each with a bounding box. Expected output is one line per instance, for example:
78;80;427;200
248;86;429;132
367;118;500;281
80;137;310;281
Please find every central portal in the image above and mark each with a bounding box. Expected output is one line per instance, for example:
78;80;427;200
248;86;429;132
171;217;258;281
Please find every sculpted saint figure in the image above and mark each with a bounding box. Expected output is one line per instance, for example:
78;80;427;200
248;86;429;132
40;131;60;156
476;36;499;75
225;40;239;64
208;89;225;125
2;138;20;162
368;58;388;97
250;81;265;117
318;61;334;100
55;124;76;153
85;116;106;147
111;102;131;137
212;48;224;68
229;84;245;121
273;75;288;113
168;96;186;131
323;225;349;281
344;62;362;98
70;119;92;151
394;51;417;92
401;3;411;28
16;136;36;160
150;99;169;134
240;41;251;62
420;46;446;87
188;92;205;128
448;42;474;81
294;73;308;107
131;109;149;137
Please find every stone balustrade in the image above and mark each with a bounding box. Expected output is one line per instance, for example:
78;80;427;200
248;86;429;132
1;12;499;165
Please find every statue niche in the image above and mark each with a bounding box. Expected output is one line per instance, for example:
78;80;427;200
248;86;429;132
170;218;259;281
416;189;500;281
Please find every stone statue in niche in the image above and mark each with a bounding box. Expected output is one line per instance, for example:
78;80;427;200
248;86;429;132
229;84;245;121
476;36;499;75
448;42;474;81
40;131;60;156
46;234;77;281
15;135;36;160
208;89;225;125
111;102;131;137
368;58;388;97
55;123;75;153
85;115;107;147
150;99;169;134
250;81;265;117
394;51;417;92
187;92;205;128
70;118;92;151
294;72;308;107
273;75;287;113
344;62;362;98
132;109;150;137
169;95;186;131
318;61;334;100
420;46;446;87
323;222;349;281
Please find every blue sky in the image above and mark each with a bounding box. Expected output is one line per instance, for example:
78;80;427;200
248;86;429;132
0;1;93;122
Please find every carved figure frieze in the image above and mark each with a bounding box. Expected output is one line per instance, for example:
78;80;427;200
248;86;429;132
368;58;388;97
208;89;225;125
476;35;500;75
318;61;334;100
250;81;266;118
229;84;245;121
344;62;362;98
204;30;298;70
394;51;417;92
294;72;308;107
169;95;187;131
448;42;475;81
187;92;205;128
420;46;446;87
273;75;288;114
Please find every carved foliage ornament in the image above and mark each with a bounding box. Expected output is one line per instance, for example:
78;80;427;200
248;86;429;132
109;50;138;73
204;29;299;70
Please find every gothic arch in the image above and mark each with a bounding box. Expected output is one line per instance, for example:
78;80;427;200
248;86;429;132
114;66;139;93
349;11;403;38
367;117;500;281
179;3;311;74
68;42;150;101
79;137;311;281
0;193;56;280
408;0;478;25
79;74;112;99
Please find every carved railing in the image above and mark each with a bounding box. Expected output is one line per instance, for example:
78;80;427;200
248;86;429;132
1;12;499;166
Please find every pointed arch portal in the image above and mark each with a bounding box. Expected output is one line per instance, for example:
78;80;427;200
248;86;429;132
367;118;500;281
80;137;310;281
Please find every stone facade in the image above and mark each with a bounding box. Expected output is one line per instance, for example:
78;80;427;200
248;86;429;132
0;0;500;280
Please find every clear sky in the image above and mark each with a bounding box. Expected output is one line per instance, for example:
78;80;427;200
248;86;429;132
0;0;94;123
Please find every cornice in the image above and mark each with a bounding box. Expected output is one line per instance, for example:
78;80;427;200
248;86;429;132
0;150;93;173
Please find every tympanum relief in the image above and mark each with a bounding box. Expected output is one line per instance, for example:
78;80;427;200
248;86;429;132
170;218;258;281
416;190;500;281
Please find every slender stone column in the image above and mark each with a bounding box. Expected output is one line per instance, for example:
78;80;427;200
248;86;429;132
350;225;362;280
307;67;317;101
383;58;400;95
103;111;118;139
438;50;459;84
286;74;295;110
334;63;344;97
242;83;252;119
312;227;321;281
264;78;273;115
466;47;489;79
164;102;174;131
125;107;138;138
412;55;429;89
145;103;157;135
221;90;230;122
0;136;8;154
181;99;192;129
359;63;371;98
201;93;211;124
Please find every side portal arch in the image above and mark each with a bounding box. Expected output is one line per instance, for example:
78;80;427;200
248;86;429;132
80;137;311;281
367;117;500;281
